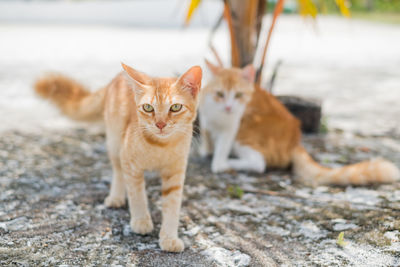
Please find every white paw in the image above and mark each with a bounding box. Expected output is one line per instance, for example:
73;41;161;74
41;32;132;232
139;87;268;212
159;237;184;252
130;217;154;235
104;195;125;208
211;161;230;173
228;159;266;173
198;145;211;158
227;160;238;169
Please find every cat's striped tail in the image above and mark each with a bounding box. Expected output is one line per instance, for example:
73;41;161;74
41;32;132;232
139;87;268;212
291;146;400;186
34;74;106;121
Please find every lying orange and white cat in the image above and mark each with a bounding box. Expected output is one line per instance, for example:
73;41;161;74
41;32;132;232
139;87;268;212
199;61;399;186
35;63;202;252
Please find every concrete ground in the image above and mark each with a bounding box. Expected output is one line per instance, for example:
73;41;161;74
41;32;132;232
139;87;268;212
1;130;400;266
1;13;400;267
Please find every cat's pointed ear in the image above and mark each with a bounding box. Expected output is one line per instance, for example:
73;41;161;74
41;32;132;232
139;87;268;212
176;66;202;98
121;63;151;92
205;59;221;75
241;64;256;83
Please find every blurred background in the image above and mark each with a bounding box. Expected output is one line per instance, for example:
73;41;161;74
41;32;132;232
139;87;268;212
1;2;400;265
1;0;399;136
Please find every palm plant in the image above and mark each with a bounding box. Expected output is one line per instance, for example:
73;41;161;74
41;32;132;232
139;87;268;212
185;0;350;86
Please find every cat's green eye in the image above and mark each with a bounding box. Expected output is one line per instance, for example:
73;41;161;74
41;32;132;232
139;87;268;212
216;91;224;98
235;92;243;98
143;104;154;112
170;104;182;112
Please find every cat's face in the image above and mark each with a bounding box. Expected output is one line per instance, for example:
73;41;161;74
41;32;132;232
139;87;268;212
203;61;255;114
122;64;202;140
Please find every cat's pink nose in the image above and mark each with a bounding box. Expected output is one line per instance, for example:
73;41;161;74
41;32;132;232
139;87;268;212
156;121;167;130
225;106;232;112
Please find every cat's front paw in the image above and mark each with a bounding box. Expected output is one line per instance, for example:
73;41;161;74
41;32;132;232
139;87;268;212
159;237;184;252
211;161;230;173
130;217;154;235
104;195;126;208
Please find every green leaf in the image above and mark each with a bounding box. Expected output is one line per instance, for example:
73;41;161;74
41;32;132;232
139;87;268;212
337;231;348;247
227;185;244;199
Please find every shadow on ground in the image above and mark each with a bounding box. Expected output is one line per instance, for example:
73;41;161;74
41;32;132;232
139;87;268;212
1;129;400;266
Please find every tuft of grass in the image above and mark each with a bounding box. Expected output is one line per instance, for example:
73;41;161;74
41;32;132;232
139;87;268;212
319;116;329;134
337;232;348;247
227;185;244;199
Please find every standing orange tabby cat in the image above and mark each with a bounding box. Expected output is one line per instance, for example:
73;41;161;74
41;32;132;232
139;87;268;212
199;61;399;186
35;63;202;252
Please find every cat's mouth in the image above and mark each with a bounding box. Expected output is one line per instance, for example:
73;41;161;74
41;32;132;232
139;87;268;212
145;125;181;139
154;129;172;138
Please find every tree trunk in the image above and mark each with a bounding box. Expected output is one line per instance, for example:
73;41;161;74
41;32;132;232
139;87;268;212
227;0;265;67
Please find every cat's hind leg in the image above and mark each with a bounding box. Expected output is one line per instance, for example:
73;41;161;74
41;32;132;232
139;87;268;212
104;156;126;208
228;142;266;173
198;127;213;157
104;132;126;208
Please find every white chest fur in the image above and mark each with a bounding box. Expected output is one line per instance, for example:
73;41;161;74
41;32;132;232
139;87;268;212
199;93;266;174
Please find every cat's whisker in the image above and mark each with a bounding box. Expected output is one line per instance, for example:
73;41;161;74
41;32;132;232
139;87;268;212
34;63;204;253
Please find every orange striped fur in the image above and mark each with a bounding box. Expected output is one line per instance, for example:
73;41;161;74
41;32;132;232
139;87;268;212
201;63;399;186
34;64;203;252
35;74;106;121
